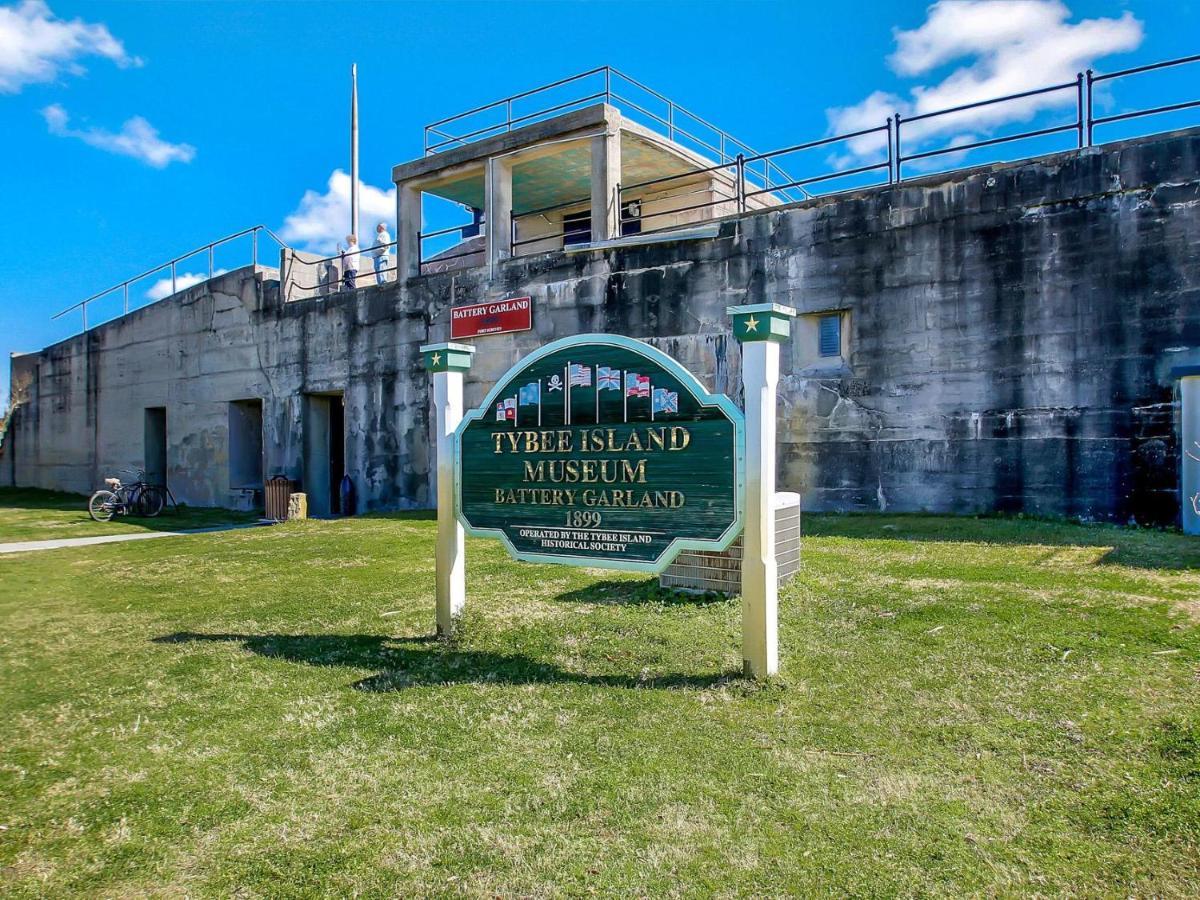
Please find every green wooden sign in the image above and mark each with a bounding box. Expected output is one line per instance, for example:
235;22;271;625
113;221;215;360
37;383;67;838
455;334;745;573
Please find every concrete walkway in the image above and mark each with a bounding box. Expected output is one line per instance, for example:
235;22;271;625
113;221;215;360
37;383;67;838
0;523;267;555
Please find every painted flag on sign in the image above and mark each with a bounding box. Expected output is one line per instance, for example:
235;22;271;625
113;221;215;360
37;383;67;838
568;363;592;387
625;372;650;397
519;381;540;405
652;388;678;415
495;402;505;422
597;366;621;390
503;397;517;421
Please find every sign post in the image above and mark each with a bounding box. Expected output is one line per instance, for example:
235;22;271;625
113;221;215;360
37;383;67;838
1178;366;1200;535
421;341;476;635
728;303;797;678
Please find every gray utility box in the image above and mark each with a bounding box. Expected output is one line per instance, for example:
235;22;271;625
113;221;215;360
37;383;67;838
659;492;801;594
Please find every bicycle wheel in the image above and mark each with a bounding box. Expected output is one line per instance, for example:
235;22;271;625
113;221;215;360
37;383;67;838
88;490;119;522
138;485;166;517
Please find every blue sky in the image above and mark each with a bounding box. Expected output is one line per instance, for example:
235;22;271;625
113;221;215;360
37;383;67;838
1;0;1197;404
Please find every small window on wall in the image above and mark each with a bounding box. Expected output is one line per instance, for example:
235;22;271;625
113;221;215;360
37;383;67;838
796;310;848;369
621;200;642;237
818;314;841;358
563;210;592;246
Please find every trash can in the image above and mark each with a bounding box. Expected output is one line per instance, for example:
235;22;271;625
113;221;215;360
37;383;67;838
265;475;294;522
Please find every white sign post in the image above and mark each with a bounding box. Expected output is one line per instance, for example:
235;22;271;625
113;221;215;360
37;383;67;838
1180;367;1200;536
421;341;476;635
729;303;797;678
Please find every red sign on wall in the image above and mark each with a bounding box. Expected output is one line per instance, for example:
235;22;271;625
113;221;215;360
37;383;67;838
450;297;533;340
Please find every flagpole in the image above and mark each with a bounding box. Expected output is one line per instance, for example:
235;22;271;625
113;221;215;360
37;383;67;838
622;370;627;423
350;63;360;241
565;363;571;426
650;382;654;422
538;379;542;427
595;371;600;424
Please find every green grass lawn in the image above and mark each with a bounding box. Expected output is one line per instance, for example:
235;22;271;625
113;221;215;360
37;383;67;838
0;512;1197;896
0;487;259;543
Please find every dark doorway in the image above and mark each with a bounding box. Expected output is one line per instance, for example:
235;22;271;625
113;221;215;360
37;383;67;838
302;392;345;517
144;407;167;486
229;399;264;508
329;396;345;515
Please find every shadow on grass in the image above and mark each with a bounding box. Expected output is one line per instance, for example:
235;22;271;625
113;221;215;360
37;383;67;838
803;513;1200;571
153;631;738;692
556;577;730;607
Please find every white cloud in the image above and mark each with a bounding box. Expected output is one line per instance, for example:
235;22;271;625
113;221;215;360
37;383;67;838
145;269;227;301
42;104;195;167
827;1;1143;163
281;169;396;253
0;0;140;93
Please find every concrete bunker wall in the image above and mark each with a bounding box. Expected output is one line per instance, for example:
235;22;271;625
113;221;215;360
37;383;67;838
6;127;1199;521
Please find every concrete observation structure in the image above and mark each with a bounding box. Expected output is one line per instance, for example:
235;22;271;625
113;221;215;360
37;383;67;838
4;72;1200;527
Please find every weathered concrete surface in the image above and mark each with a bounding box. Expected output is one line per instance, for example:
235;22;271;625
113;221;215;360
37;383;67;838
6;127;1200;522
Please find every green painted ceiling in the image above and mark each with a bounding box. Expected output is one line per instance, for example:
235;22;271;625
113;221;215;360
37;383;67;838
425;131;706;214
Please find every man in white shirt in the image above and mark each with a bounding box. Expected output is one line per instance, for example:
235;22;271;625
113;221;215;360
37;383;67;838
372;222;392;285
341;234;359;291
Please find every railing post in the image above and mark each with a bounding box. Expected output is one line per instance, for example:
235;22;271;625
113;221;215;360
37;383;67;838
1085;69;1094;146
208;245;214;278
736;153;745;214
604;66;611;104
123;283;129;315
894;113;903;182
1076;72;1085;149
171;262;176;296
252;228;258;267
506;98;513;132
82;302;87;332
886;117;895;184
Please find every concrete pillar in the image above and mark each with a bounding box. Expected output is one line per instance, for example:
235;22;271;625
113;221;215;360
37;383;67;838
486;156;514;270
728;302;797;678
396;180;422;281
421;342;476;635
591;128;621;243
1181;371;1200;535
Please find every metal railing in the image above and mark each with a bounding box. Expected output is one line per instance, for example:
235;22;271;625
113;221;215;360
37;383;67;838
1087;53;1200;144
420;53;1199;250
282;239;400;301
418;224;485;274
423;66;799;197
53;225;287;331
891;53;1199;179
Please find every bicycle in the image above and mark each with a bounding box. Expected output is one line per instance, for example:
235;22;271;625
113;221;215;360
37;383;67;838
88;469;166;521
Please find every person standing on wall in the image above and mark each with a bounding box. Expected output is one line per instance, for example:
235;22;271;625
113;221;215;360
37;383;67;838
341;234;360;292
372;222;392;285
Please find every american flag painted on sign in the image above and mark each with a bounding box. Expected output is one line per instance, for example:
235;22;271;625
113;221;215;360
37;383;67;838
568;363;592;387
